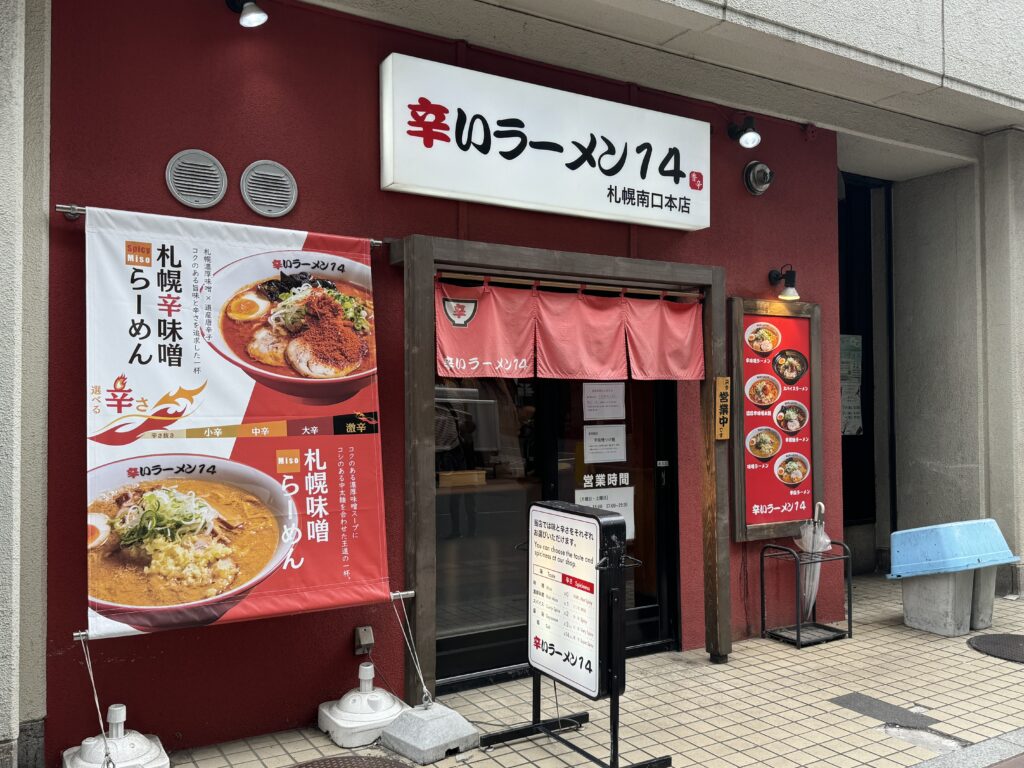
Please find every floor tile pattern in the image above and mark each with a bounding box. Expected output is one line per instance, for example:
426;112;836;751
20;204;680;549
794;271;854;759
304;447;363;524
169;577;1024;768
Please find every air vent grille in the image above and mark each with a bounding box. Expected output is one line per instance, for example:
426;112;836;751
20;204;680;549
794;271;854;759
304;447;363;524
241;160;298;217
165;150;227;209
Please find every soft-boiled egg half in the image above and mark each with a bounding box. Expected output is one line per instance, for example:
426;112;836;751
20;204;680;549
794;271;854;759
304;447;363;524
226;291;271;322
87;513;111;549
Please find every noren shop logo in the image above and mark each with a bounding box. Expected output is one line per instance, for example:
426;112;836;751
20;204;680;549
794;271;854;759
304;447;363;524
442;298;478;327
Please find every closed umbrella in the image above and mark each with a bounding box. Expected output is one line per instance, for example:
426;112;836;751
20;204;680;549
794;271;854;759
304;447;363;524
794;502;830;620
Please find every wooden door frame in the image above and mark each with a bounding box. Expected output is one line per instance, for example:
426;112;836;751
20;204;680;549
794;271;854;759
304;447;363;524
389;234;732;701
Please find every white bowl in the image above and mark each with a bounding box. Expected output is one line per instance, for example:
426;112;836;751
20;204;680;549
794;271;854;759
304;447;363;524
745;373;782;408
774;452;811;487
744;321;782;355
745;426;783;461
87;453;298;631
204;250;376;404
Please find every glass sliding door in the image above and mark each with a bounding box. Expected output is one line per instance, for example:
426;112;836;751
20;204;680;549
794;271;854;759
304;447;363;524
435;377;679;688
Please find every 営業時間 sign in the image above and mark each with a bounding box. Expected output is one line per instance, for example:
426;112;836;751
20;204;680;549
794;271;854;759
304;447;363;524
381;53;710;231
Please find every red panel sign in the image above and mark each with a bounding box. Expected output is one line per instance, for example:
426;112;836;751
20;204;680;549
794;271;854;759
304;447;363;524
741;313;813;525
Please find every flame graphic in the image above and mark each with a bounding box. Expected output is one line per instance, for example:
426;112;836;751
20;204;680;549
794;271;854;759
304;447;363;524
112;374;129;391
89;382;208;446
355;412;379;426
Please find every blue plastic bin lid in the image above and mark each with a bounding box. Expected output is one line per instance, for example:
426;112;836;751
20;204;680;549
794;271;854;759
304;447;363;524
888;519;1019;579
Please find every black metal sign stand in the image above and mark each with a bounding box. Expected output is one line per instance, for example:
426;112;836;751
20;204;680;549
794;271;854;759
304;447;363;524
480;522;672;768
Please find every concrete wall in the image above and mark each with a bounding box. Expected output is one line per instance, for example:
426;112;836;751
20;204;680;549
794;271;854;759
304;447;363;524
18;0;49;764
0;0;27;763
657;0;1024;109
892;166;984;530
946;0;1024;103
724;0;943;78
982;129;1024;591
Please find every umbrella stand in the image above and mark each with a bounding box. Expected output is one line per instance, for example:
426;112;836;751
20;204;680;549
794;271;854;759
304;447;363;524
759;536;853;648
794;502;830;619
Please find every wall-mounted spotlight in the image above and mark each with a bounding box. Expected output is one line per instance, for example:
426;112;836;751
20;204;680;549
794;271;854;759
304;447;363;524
769;265;799;301
728;116;761;149
743;161;774;196
226;0;268;27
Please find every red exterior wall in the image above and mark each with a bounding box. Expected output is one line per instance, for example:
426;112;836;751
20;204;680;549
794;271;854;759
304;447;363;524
47;0;841;762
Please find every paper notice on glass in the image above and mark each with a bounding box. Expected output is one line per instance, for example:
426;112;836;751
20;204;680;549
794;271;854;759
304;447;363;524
583;423;627;464
841;334;863;435
575;486;635;539
583;382;625;421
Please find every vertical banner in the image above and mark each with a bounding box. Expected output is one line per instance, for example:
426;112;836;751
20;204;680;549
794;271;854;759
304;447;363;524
739;312;814;526
85;208;389;638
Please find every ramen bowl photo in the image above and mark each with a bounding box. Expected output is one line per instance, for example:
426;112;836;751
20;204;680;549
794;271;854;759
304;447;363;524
746;426;782;461
744;321;782;355
772;348;808;384
745;374;782;408
205;251;377;403
773;400;809;434
774;452;811;487
87;454;298;631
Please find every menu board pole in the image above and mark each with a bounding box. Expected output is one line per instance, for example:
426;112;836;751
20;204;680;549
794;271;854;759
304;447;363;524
480;501;671;768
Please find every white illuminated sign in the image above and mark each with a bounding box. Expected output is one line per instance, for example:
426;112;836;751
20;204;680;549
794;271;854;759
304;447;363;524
381;53;711;231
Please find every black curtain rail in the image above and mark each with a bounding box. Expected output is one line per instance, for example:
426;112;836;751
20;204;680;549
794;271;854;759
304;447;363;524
436;270;703;300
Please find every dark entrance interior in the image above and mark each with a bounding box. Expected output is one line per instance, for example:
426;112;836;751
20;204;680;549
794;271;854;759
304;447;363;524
837;172;896;574
433;374;680;690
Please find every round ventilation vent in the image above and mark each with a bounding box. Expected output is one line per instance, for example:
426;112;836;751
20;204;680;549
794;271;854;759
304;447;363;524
165;149;227;209
241;160;298;217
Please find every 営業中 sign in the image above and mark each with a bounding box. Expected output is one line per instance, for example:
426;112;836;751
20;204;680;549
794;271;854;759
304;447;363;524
381;53;710;231
715;376;731;440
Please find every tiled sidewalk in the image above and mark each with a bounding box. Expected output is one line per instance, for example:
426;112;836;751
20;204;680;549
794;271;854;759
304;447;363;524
169;576;1024;768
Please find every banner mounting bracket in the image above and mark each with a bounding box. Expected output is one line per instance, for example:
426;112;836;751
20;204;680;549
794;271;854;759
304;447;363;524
55;205;384;248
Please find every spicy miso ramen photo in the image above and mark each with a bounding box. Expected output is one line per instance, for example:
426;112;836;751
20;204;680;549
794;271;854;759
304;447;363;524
745;374;782;408
206;252;377;403
88;455;297;630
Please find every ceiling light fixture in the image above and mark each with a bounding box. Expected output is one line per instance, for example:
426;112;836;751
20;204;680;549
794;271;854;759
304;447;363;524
226;0;268;27
768;265;800;301
728;116;761;149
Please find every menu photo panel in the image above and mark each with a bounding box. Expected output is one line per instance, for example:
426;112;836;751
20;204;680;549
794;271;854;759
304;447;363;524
730;298;822;542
